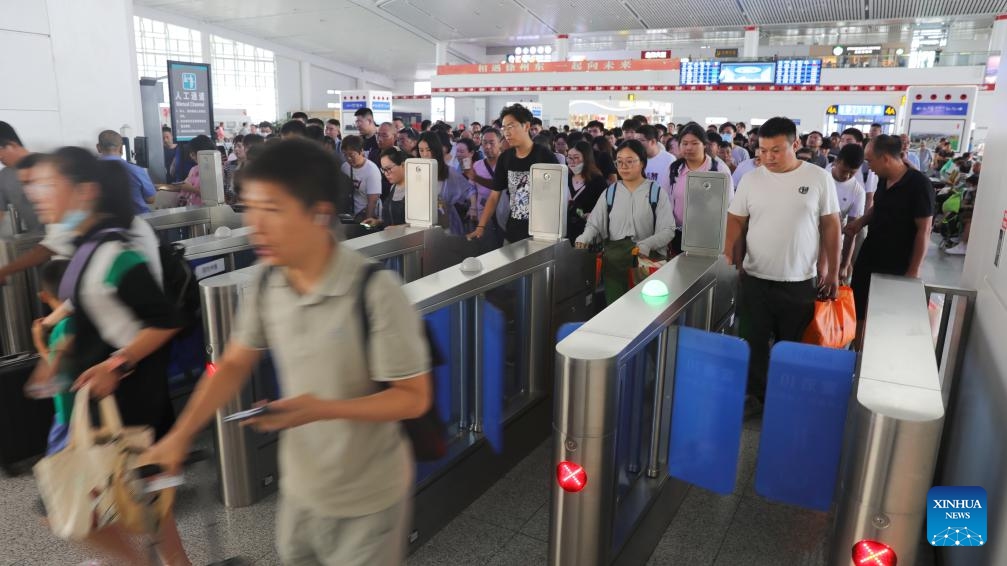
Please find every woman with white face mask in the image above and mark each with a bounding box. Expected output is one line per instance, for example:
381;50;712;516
24;147;190;566
565;141;607;242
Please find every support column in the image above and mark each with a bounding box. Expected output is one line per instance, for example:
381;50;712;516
555;34;570;61
435;41;449;67
743;26;759;58
299;60;311;113
992;15;1007;55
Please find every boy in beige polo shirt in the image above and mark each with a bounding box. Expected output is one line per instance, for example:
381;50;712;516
143;139;432;566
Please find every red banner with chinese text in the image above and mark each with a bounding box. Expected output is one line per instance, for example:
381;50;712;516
436;59;680;75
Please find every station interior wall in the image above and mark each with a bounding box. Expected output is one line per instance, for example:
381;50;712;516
0;0;144;152
942;42;1007;566
432;65;992;134
275;56;359;119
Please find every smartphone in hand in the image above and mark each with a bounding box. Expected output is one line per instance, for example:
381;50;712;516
222;405;271;423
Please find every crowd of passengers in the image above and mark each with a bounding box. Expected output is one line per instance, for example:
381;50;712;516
0;104;980;564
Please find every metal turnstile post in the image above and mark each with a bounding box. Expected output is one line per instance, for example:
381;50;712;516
0;235;43;356
201;269;278;507
830;275;946;566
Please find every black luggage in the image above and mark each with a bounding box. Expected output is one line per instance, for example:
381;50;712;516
0;352;54;475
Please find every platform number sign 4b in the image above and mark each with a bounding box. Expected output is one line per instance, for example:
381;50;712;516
927;486;987;547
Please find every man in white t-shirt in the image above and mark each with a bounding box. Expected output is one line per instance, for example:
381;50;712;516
838;128;879;209
640;125;675;198
829;144;866;283
726;117;842;415
340;135;382;219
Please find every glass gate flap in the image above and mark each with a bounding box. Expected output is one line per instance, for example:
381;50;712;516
755;342;856;511
482;302;505;453
425;309;453;424
667;327;749;495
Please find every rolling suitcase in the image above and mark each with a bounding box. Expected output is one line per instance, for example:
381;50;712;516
0;352;54;475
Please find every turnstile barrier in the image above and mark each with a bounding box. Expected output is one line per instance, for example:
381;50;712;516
0;235;44;356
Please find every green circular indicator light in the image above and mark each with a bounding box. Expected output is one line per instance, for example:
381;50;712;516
641;280;669;299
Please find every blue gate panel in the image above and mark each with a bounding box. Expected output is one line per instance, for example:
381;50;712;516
755;341;856;511
482;302;506;453
668;328;749;495
556;322;584;343
424;309;453;424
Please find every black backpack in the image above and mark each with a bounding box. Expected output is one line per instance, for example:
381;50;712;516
257;262;447;462
59;229;201;332
159;242;202;333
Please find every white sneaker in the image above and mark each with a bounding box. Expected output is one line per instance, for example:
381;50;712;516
945;242;967;255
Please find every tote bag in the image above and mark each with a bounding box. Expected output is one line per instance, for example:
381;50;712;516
33;386;165;540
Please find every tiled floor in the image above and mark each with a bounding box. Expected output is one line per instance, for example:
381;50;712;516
921;233;966;287
0;435;280;566
406;440;552;566
0;241;962;565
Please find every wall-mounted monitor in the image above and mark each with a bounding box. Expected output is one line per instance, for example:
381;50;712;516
679;61;722;85
718;61;776;84
775;59;822;85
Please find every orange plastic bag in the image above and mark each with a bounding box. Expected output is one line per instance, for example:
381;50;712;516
802;286;856;349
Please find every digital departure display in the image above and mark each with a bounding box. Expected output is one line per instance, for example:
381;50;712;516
775;59;822;85
718;62;776;84
679;61;721;85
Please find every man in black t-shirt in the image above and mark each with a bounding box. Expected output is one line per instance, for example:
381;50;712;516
355;107;379;154
846;134;935;321
467;104;557;243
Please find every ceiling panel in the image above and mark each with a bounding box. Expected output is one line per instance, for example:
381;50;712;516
630;0;750;28
530;0;644;34
134;0;344;23
370;0;461;39
868;0;1007;19
380;0;555;41
739;0;867;25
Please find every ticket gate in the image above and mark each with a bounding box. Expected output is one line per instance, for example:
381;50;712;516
141;204;244;245
550;171;736;566
200;238;458;507
0;234;45;356
549;172;975;566
198;162;598;558
198;158;495;507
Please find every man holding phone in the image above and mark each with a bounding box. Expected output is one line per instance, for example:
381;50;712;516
143;139;432;566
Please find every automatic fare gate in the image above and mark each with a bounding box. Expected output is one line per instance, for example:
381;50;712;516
197;158;518;507
549;171;736;566
399;162;595;550
550;175;977;564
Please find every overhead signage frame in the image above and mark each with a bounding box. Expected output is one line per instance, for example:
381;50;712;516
167;60;214;143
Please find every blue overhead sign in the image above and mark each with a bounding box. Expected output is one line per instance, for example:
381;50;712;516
342;100;367;111
912;102;969;116
372;101;391;111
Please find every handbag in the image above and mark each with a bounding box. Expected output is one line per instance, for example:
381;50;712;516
802;286;857;349
33;385;171;540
